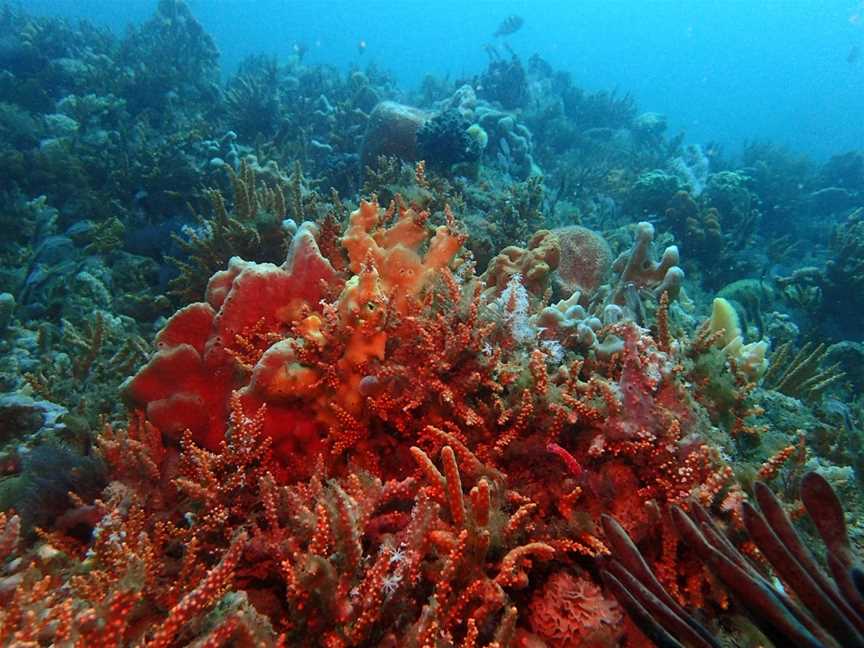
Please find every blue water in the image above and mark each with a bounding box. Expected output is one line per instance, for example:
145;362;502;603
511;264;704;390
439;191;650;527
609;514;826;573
25;0;864;160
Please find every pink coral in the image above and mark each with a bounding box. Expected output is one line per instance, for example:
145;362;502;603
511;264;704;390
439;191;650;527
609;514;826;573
529;571;623;648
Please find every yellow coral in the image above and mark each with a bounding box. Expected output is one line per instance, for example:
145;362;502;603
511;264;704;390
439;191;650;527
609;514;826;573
708;297;768;378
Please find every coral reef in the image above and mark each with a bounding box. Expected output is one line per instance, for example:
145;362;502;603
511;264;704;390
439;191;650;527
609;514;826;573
5;195;745;645
0;2;863;646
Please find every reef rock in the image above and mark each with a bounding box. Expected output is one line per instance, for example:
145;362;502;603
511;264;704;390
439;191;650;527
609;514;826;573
0;393;67;447
0;293;14;337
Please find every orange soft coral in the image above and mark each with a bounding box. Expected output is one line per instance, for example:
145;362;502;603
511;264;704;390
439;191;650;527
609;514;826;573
341;197;465;315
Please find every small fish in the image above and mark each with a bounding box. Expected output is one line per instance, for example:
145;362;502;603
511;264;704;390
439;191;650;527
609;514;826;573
493;15;524;38
357;39;367;55
546;442;583;478
293;42;308;60
848;45;861;64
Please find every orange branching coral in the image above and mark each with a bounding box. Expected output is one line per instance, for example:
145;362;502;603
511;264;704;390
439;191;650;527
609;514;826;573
408;445;554;642
98;412;167;504
148;531;247;648
0;395;289;645
757;435;805;481
317;209;349;273
0;511;19;563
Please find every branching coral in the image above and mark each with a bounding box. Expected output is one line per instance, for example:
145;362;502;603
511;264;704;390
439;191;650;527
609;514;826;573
0;407;279;646
20;310;151;434
492;176;547;248
223;55;281;141
762;341;845;402
168;158;292;302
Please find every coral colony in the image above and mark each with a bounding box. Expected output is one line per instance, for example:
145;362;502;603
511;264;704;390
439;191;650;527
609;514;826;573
1;1;864;647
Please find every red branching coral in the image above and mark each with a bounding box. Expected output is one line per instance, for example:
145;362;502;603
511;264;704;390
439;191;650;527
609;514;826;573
0;511;19;563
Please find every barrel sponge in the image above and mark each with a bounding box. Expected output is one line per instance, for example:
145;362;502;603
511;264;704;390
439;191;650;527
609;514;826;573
552;225;612;296
361;101;431;168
